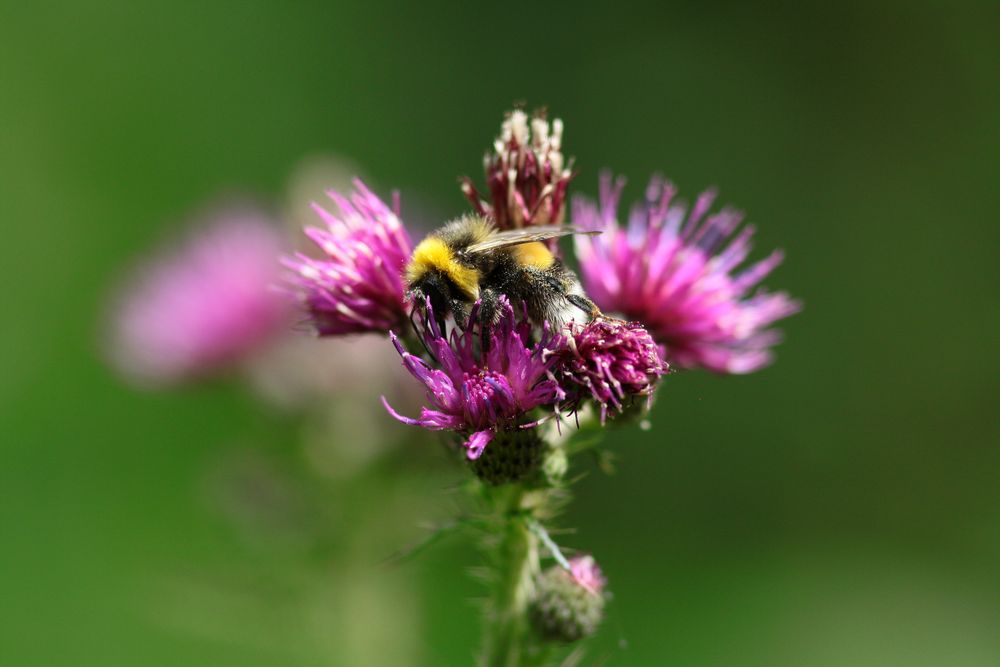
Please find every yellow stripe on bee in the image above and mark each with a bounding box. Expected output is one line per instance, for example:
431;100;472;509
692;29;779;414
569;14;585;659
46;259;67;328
407;237;480;300
511;241;555;269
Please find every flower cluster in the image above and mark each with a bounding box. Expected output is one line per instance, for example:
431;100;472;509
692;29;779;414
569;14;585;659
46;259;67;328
110;107;801;656
574;174;801;373
381;297;672;463
281;111;798;467
462;109;572;229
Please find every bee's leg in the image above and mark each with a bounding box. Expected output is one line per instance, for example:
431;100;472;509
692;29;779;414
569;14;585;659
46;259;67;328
450;299;471;331
477;287;503;327
474;288;503;356
567;293;602;321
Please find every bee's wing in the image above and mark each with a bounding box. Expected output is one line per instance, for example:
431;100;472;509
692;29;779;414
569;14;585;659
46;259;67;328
463;226;600;255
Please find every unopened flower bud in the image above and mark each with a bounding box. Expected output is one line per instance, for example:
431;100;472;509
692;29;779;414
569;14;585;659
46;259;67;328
530;556;606;642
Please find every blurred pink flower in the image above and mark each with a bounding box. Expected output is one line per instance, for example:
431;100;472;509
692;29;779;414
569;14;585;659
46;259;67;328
574;174;801;374
109;208;289;386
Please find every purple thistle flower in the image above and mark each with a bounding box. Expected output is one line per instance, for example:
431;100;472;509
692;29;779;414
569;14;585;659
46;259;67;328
283;179;412;336
382;298;563;460
462;109;573;230
552;317;668;422
109;209;290;387
573;174;802;374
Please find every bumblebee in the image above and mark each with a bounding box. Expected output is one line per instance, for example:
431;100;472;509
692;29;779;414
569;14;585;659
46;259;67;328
405;215;601;328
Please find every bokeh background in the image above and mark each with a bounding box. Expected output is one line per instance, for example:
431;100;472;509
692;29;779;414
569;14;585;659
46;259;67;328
3;2;999;665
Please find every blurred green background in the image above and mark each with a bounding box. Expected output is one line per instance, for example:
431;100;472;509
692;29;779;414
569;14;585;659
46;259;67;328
3;2;999;665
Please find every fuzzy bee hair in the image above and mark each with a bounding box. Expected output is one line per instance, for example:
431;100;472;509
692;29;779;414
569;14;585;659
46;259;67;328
405;215;600;328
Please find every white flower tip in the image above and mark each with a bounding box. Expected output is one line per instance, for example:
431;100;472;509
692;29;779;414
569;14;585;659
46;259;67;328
531;117;549;145
509;110;529;146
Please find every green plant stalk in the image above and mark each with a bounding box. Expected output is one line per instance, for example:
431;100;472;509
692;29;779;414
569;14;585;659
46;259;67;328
481;485;543;667
480;417;602;665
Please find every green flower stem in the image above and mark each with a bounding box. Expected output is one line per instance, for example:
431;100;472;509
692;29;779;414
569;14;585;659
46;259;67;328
479;415;603;665
481;485;544;667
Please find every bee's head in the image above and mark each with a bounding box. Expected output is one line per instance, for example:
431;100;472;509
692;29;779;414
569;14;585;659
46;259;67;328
405;236;481;316
406;270;453;318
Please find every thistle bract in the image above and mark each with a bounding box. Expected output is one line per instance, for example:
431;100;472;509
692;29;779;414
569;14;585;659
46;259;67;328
468;428;545;485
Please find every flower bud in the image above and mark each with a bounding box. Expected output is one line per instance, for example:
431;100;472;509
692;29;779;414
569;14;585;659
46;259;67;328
530;556;606;642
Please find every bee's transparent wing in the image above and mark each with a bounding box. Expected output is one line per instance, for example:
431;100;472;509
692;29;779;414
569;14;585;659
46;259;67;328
463;226;600;254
